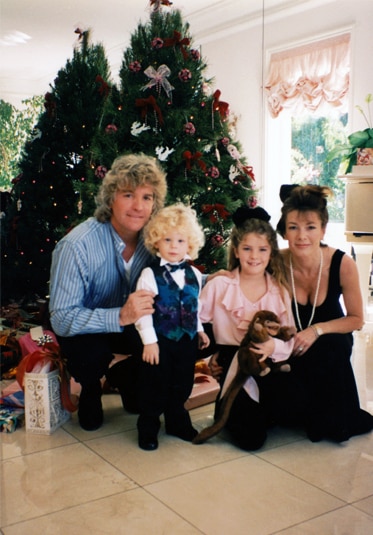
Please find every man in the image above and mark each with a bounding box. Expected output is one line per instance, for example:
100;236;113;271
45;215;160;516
49;153;167;430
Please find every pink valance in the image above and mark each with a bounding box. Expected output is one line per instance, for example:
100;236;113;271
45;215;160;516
265;33;350;118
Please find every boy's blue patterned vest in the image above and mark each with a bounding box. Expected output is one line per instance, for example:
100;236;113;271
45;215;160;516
151;259;199;341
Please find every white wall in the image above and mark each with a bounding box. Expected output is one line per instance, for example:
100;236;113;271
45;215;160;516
201;0;373;209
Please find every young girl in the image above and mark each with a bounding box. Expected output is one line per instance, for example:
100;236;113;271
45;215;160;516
135;203;209;450
200;206;299;450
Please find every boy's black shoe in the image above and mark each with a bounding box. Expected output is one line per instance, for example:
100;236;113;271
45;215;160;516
138;436;158;451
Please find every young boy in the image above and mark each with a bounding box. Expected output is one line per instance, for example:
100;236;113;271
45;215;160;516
135;203;209;450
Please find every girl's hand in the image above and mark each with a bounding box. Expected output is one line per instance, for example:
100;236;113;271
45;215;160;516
250;338;275;362
198;332;210;350
208;352;223;380
206;269;234;283
142;342;159;365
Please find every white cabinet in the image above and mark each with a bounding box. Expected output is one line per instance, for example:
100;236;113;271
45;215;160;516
343;166;373;321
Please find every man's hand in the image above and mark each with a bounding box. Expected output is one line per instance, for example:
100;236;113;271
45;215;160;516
119;289;155;326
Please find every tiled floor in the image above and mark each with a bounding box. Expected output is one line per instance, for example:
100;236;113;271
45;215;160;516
1;326;373;535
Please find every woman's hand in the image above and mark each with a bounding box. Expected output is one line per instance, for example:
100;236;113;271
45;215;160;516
292;326;319;356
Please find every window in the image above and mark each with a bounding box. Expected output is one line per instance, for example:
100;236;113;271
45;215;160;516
263;31;351;248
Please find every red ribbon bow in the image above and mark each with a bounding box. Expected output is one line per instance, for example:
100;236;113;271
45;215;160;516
135;95;164;125
213;90;229;119
202;203;230;223
183;151;207;172
16;342;77;413
150;0;173;9
163;30;190;60
96;75;110;98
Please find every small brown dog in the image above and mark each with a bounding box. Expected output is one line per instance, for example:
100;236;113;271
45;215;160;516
192;310;295;444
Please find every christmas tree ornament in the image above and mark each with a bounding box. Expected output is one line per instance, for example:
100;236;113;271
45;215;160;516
135;95;164;128
105;124;118;134
151;37;164;49
207;166;220;178
129;60;142;73
178;68;192;82
95;75;110;98
130;121;151;136
211;234;225;247
163;30;190;60
183;122;196;135
150;0;173;14
142;64;174;97
155;146;174;161
94;166;107;179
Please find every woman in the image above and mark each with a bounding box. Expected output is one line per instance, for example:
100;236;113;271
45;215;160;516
277;184;373;442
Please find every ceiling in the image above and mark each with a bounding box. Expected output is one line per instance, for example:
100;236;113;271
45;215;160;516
0;0;308;108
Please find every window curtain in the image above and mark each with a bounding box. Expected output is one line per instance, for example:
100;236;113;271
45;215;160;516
265;33;350;118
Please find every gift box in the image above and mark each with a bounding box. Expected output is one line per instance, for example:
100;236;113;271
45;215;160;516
24;368;70;434
185;373;219;410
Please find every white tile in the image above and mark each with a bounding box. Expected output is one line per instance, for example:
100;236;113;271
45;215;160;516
0;442;137;527
1;488;200;535
353;495;373;516
61;393;138;441
87;428;245;486
257;433;373;502
1;425;77;460
145;455;344;535
274;504;373;534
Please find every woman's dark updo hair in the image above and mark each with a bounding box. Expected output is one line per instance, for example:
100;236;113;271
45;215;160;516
276;184;332;238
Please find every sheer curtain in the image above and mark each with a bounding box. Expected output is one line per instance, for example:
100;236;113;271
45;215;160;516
265;33;350;118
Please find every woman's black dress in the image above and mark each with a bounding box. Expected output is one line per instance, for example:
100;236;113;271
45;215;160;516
290;249;373;442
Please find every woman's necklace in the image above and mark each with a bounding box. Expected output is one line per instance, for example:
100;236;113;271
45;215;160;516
289;248;323;331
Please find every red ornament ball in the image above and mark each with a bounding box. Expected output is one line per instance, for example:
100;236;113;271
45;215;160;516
208;166;220;179
105;124;118;134
151;37;164;49
178;68;192;82
95;165;108;179
183;122;196;135
190;49;200;61
129;60;142;72
211;234;224;247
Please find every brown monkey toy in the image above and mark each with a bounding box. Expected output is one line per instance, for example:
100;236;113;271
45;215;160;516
192;310;295;445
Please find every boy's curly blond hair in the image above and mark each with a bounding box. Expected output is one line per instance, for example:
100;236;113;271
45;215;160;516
144;203;205;260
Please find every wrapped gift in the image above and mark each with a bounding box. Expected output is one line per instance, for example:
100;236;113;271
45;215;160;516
23;368;70;434
185;358;220;410
17;329;77;434
185;373;219;410
0;407;25;433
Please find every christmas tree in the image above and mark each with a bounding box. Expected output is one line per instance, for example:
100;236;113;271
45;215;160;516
93;1;257;272
2;30;113;302
2;0;257;306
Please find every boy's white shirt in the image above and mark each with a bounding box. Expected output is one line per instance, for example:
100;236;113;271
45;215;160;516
135;256;204;345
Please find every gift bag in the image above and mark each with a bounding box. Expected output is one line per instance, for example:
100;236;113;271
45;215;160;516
17;331;77;434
